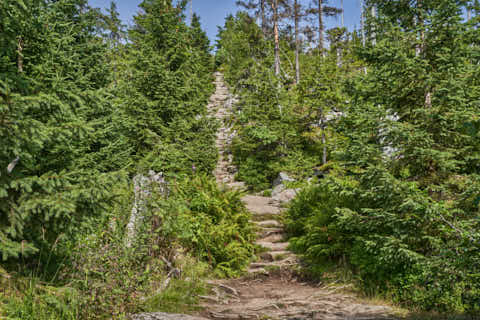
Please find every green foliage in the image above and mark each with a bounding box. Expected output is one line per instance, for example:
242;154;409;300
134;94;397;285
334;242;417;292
0;0;229;319
0;0;125;260
1;279;80;320
142;256;209;314
150;175;256;277
1;172;255;319
285;0;480;313
117;0;216;176
216;13;355;191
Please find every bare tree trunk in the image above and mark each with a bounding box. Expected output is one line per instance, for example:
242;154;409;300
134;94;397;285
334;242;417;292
190;0;193;25
294;0;300;84
261;0;267;35
318;0;324;56
337;0;344;68
17;37;23;73
371;5;376;46
272;0;281;76
415;0;432;108
320;110;327;165
341;0;344;27
467;1;472;21
360;0;367;74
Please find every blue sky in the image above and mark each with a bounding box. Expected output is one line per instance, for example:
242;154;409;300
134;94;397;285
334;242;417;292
88;0;362;45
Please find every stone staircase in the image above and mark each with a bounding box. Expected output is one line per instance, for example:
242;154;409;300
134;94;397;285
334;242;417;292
209;72;244;190
197;72;395;320
208;72;298;277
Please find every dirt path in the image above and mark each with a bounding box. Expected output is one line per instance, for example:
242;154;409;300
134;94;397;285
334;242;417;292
201;72;395;320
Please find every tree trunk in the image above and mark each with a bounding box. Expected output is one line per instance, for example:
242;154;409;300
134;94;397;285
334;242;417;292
337;0;344;68
360;0;365;47
415;0;431;108
294;0;300;84
190;0;193;25
272;0;281;76
261;0;267;35
467;2;471;21
341;0;344;27
320;110;327;164
17;37;23;73
318;0;324;56
371;5;376;46
360;0;367;74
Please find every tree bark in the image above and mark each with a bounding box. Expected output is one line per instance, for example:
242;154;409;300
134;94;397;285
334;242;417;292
415;0;431;108
341;0;344;27
318;0;324;56
261;0;267;35
272;0;281;76
337;0;344;68
360;0;365;47
17;37;23;73
371;5;376;46
320;110;327;164
294;0;300;84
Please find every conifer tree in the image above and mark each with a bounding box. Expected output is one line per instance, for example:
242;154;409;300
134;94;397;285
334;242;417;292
288;0;480;311
236;0;269;35
123;0;216;174
0;0;122;260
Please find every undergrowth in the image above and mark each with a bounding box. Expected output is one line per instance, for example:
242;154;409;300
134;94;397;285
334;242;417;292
0;174;255;319
285;175;480;314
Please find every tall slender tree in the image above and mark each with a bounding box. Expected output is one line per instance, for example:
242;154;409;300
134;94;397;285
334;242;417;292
294;0;301;83
284;0;309;83
236;0;269;35
308;0;342;55
271;0;281;75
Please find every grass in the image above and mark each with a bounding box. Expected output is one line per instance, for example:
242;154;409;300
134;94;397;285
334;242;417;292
0;277;80;320
142;256;210;314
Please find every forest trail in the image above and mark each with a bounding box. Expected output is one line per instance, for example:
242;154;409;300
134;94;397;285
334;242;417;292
199;73;396;320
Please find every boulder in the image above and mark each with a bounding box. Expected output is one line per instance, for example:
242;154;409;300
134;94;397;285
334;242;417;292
130;313;209;320
273;172;295;187
271;184;285;197
271;188;300;204
126;171;167;247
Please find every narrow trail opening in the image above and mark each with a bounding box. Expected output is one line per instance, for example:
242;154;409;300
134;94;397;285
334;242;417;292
198;73;395;320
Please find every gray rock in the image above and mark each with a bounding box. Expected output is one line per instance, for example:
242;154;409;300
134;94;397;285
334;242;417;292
126;171;167;247
130;313;209;320
271;188;300;204
271;184;285;197
273;172;295;187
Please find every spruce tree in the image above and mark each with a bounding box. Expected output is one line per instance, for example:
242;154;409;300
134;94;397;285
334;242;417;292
0;0;123;260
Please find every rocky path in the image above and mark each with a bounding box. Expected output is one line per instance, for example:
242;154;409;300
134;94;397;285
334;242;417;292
197;72;396;320
209;72;244;190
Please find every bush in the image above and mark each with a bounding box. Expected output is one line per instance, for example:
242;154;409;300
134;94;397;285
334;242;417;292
154;174;256;276
285;170;480;313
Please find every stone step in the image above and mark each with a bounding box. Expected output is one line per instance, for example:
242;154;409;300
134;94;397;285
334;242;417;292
242;195;282;215
226;181;246;190
255;220;282;228
260;233;284;243
259;250;293;262
247;267;268;275
250;258;296;269
256;241;289;251
256;227;284;238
